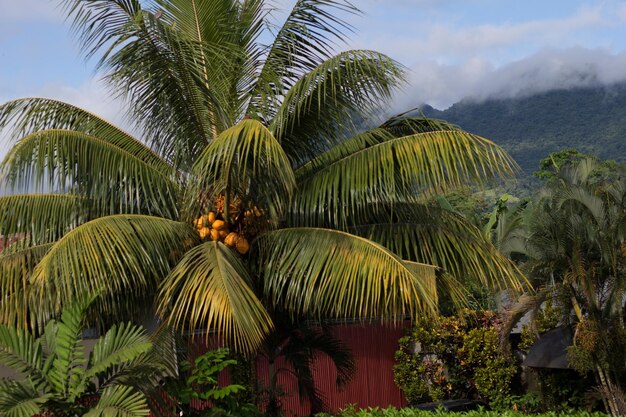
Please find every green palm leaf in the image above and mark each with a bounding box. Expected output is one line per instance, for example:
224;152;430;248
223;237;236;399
157;241;273;353
0;194;90;244
190;119;296;221
155;0;266;127
30;215;196;323
378;112;461;136
82;323;152;392
61;0;143;59
63;0;230;162
264;321;355;413
0;242;53;328
248;0;358;119
0;326;44;387
105;326;177;413
294;128;517;228
0;98;171;172
342;204;525;292
104;15;224;161
84;385;149;417
47;297;96;398
0;380;49;417
402;261;471;310
253;227;438;321
1;130;178;218
271;50;404;162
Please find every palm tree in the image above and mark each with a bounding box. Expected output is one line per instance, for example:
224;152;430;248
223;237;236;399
0;296;175;417
0;0;522;353
496;158;626;416
258;315;356;416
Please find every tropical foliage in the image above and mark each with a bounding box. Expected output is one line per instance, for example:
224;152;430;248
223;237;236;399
0;296;175;417
258;317;356;417
394;310;516;407
316;405;609;417
0;0;522;355
166;348;260;417
495;157;626;416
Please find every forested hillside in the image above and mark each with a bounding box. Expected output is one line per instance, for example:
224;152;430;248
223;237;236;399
421;83;626;176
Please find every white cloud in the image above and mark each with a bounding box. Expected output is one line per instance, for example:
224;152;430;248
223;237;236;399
395;47;626;111
418;7;605;56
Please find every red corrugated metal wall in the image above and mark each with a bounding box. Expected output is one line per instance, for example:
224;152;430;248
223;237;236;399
259;323;409;416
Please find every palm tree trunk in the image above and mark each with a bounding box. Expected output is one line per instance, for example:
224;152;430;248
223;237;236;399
570;297;622;416
596;365;621;417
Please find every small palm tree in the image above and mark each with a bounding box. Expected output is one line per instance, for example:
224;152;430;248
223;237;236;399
0;296;175;417
258;316;355;417
0;0;523;353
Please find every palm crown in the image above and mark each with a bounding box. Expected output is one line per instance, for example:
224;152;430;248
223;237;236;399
0;0;522;352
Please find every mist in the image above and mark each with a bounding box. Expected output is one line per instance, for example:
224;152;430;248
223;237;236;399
394;47;626;111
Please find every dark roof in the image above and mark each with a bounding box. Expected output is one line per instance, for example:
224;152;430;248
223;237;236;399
522;325;573;369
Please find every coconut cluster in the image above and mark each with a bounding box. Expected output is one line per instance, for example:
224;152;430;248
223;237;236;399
193;196;264;255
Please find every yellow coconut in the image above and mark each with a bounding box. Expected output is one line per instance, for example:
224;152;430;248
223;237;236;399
236;237;250;255
218;230;229;239
212;219;226;231
198;227;211;239
224;232;238;247
210;229;219;241
194;217;204;228
208;211;216;223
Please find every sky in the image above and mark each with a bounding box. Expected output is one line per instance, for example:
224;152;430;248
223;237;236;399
3;0;626;130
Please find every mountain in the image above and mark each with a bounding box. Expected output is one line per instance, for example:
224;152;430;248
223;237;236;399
420;83;626;177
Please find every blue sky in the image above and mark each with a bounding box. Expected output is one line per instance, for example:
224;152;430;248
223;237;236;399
3;0;626;123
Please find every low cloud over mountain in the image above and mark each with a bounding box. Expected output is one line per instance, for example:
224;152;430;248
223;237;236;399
397;47;626;110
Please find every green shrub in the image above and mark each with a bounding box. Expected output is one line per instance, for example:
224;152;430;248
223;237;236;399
394;310;516;406
316;405;609;417
166;348;260;417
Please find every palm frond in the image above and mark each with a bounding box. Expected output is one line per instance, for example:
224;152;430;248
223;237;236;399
265;322;355;413
0;326;44;386
403;259;470;310
107;326;177;416
379;113;461;136
157;241;273;353
248;0;359;119
0;98;170;173
339;204;525;292
30;215;196;325
63;0;228;163
0;242;53;328
84;385;149;417
271;50;404;163
0;194;90;245
1;130;179;218
491;201;530;258
105;13;226;160
155;0;267;125
0;380;49;417
61;0;143;59
190;119;295;222
401;260;438;306
83;323;152;387
253;227;438;321
557;184;606;227
47;297;95;398
293;128;518;228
